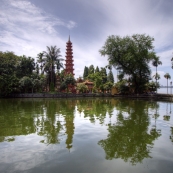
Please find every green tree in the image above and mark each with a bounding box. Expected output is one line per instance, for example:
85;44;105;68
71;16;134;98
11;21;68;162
152;57;162;93
148;81;158;92
0;51;19;95
164;73;171;94
152;73;160;92
64;74;76;92
17;55;35;78
100;34;157;94
88;65;95;75
115;79;129;94
30;72;42;93
40;75;47;92
100;67;107;84
103;82;113;92
19;76;32;93
43;46;62;90
76;83;88;93
60;82;67;91
64;74;76;85
37;52;44;73
35;63;39;75
83;66;89;79
107;70;114;83
88;72;102;92
95;66;100;73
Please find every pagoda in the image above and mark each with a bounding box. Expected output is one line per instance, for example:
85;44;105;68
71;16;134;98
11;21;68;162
65;36;75;76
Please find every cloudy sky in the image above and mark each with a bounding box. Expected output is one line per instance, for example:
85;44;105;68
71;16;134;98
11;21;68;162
0;0;173;85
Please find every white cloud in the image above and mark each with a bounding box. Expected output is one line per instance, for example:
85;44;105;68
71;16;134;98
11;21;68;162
67;21;77;29
0;0;77;57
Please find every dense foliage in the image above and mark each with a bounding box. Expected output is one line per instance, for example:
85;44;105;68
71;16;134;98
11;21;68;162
100;34;160;93
82;65;114;92
0;51;19;95
0;46;64;96
1;33;172;96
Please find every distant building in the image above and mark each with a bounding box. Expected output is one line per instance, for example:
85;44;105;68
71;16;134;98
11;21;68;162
65;36;75;76
76;77;94;93
83;80;94;92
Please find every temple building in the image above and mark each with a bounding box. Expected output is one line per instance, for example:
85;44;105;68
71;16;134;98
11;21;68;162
65;36;75;76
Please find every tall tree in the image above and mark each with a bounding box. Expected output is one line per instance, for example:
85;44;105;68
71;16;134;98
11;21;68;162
37;52;44;73
88;72;102;92
164;73;171;94
100;34;157;94
95;66;100;73
152;57;162;93
17;55;35;78
43;46;62;90
153;73;160;91
88;65;95;75
83;66;89;79
0;51;19;95
100;67;107;84
107;70;114;83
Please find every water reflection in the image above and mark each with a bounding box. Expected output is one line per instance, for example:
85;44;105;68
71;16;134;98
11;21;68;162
0;98;171;166
0;99;76;150
76;98;115;124
163;102;172;121
171;127;173;142
98;100;161;165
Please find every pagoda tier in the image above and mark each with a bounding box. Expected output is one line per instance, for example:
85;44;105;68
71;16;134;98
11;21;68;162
65;36;75;76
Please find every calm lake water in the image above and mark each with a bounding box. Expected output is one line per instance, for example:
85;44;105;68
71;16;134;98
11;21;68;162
158;88;172;94
0;98;173;173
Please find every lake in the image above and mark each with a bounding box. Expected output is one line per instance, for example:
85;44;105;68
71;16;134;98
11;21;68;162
0;98;173;173
158;87;172;94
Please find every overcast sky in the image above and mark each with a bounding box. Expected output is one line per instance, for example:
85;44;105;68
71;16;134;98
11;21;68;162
0;0;173;85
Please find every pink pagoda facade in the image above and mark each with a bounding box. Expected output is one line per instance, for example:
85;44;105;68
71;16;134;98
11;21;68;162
65;36;75;76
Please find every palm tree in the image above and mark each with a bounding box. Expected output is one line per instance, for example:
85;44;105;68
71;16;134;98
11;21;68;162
164;73;171;94
153;73;160;91
37;52;44;73
152;57;162;93
43;46;63;90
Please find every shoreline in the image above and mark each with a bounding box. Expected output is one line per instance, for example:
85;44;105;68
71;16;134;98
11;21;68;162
3;93;173;101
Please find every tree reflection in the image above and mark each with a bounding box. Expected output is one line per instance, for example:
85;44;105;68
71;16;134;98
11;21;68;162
76;98;115;124
150;101;161;140
0;98;163;156
170;127;173;143
163;102;172;121
59;99;76;150
0;99;36;142
0;99;76;150
36;99;64;145
98;100;161;165
35;99;76;149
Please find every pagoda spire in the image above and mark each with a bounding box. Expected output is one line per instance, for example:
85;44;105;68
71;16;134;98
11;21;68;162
65;36;74;76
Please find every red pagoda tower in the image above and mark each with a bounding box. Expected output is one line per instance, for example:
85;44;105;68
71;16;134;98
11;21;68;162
65;36;75;76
